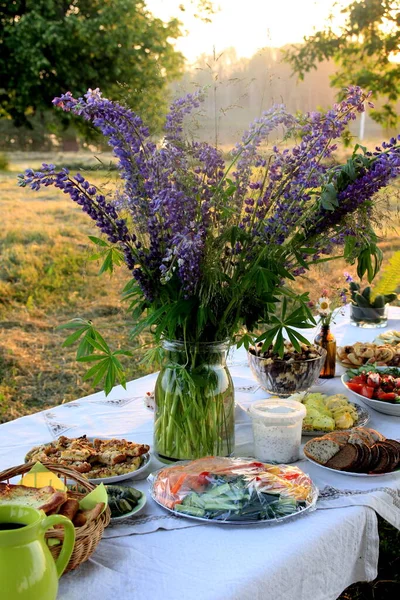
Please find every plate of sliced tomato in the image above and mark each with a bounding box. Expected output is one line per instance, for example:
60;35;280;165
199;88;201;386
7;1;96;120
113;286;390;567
342;366;400;416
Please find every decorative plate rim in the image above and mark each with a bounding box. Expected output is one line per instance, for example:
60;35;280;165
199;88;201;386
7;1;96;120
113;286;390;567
304;454;400;477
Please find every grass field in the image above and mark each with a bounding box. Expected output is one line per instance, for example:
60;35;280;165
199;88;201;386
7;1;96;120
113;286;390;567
0;151;399;599
0;153;151;423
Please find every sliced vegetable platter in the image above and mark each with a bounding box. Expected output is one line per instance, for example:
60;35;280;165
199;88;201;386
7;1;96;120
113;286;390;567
148;457;318;525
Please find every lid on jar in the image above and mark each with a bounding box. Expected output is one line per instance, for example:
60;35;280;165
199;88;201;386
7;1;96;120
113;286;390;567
249;398;307;423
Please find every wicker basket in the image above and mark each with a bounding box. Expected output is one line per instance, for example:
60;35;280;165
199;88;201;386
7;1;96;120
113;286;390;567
0;462;111;573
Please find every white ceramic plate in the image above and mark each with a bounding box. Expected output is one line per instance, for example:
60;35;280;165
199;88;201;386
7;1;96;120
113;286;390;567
341;369;400;416
87;453;151;484
108;489;147;522
304;454;400;477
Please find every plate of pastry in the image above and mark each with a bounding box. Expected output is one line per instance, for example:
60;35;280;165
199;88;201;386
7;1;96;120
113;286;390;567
24;435;151;484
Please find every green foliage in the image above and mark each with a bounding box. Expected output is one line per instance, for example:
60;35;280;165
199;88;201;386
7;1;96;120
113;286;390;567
283;0;400;127
88;236;125;275
371;250;400;299
58;318;132;395
0;0;184;133
254;296;316;356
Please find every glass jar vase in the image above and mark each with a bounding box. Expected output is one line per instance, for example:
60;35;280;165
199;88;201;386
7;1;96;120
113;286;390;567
350;304;388;328
154;340;235;463
314;325;336;378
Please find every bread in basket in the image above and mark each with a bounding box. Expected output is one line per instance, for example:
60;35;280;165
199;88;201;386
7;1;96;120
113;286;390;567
0;462;111;573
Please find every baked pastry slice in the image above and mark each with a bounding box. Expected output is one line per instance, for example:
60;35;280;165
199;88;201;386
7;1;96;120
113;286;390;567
0;483;67;514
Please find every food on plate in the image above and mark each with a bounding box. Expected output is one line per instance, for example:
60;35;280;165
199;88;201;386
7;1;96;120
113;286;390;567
374;330;400;346
337;341;400;367
288;392;360;432
151;457;315;522
304;427;399;474
0;482;105;527
0;483;67;513
248;341;325;396
105;485;143;518
25;435;150;479
344;366;400;404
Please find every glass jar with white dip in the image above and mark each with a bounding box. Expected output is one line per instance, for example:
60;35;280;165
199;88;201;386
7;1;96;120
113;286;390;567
249;399;306;463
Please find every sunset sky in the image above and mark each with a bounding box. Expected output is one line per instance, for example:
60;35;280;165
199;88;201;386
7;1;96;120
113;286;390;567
146;0;352;62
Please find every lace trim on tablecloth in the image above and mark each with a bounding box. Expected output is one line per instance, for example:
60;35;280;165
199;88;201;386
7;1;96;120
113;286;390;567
318;485;400;508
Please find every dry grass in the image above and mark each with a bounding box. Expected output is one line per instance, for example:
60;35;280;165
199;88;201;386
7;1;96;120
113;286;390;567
0;154;151;423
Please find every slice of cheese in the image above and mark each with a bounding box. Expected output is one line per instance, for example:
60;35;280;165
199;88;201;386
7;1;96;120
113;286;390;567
20;471;67;492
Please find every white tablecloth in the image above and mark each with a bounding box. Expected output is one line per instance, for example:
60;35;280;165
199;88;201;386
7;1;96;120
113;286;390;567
0;307;399;600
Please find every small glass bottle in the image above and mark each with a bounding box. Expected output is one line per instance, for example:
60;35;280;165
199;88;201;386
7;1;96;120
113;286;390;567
314;325;336;378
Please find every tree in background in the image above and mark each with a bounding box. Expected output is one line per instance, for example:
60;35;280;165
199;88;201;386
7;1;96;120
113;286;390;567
284;0;400;128
0;0;184;138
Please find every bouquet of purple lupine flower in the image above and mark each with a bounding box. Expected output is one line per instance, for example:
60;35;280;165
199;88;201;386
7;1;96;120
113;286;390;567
19;86;400;460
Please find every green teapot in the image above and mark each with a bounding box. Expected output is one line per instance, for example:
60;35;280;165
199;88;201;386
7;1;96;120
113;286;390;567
0;504;75;600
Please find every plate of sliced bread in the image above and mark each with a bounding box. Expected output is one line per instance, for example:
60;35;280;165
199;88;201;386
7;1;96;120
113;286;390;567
303;427;400;476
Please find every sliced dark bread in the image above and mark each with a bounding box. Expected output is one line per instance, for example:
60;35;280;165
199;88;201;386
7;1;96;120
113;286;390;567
303;438;341;465
370;444;392;474
325;444;359;471
355;443;372;472
375;441;398;472
369;444;381;472
384;440;400;469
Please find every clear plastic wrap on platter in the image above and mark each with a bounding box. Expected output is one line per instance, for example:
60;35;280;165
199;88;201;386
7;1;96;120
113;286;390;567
148;457;318;524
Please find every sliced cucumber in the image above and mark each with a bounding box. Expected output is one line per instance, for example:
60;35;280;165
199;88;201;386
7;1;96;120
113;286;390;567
174;504;205;517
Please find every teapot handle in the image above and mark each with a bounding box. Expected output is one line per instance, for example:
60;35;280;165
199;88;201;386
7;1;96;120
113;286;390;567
41;514;76;578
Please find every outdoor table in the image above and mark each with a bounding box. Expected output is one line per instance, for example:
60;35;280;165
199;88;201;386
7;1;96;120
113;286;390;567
0;307;399;600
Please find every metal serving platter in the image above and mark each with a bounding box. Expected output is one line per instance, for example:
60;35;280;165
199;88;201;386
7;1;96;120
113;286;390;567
148;462;318;526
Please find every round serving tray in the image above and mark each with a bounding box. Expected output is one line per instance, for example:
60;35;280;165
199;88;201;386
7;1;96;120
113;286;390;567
148;462;318;526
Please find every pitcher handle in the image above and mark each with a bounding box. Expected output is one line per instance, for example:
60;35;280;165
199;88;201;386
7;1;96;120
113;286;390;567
40;514;76;578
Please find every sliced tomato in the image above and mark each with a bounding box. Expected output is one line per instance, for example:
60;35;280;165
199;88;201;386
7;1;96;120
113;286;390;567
376;391;397;402
346;382;364;394
350;375;367;385
360;385;375;399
